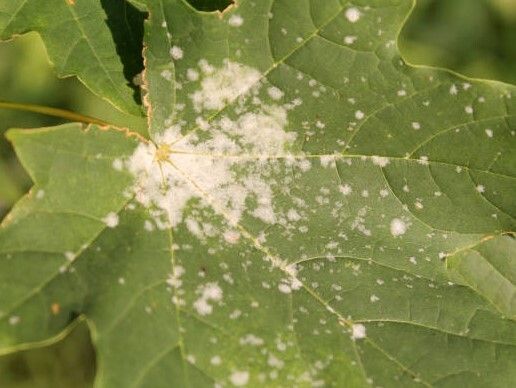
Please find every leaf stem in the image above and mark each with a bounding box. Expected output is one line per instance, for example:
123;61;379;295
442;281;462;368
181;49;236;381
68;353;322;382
0;100;110;126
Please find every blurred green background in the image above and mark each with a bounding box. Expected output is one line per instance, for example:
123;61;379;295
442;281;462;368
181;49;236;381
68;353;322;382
0;0;515;386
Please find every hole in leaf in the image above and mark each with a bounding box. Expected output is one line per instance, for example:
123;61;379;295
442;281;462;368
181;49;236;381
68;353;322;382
186;0;234;12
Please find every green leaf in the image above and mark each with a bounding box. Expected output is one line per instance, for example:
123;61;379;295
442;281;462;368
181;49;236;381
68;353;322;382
0;0;145;116
1;1;516;387
0;159;24;213
447;235;515;319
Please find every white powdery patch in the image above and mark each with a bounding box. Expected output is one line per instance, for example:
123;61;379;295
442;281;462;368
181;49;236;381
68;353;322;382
124;60;302;231
166;265;185;289
277;263;302;294
345;7;361;23
228;15;244;27
190;60;261;112
170;46;183;60
161;70;173;81
102;212;119;228
344;35;357;45
230;370;250;386
8;316;20;326
223;229;241;244
193;282;223;316
351;323;366;339
267;86;284;100
371;156;390;167
390;218;407;237
339;184;352;196
239;334;264;346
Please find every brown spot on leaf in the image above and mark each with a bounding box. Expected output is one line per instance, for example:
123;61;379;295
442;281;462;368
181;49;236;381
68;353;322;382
51;303;61;315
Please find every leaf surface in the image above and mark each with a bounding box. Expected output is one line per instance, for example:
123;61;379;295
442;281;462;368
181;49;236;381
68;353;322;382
0;0;145;115
1;1;516;387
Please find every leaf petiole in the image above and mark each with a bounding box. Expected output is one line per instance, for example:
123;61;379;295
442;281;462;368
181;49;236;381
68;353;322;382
0;100;110;127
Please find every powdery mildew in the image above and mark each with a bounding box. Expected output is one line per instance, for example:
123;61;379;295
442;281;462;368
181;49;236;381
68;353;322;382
121;60;302;233
108;55;487;385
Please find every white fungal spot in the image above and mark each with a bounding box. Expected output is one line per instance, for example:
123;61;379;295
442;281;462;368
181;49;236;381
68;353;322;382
102;212;119;228
476;185;485;193
161;70;173;81
124;60;300;231
287;209;301;221
186;68;199;81
412;122;421;130
228;15;244;27
465;105;473;114
8;316;20;325
223;230;241;244
278;283;292;294
351;323;366;339
239;334;264;346
144;220;155;231
267;86;284;100
190;60;260;112
170;46;183;60
345;7;361;23
355;110;364;120
166;266;185;289
371;156;390;167
390;218;407;237
112;159;123;171
193;283;223;316
36;189;45;199
230;370;249;386
268;354;285;369
344;35;357;45
485;129;493;138
418;156;429;165
339;184;352;196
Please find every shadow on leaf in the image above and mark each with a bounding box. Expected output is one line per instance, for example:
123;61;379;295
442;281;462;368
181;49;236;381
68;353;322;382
0;321;95;388
186;0;234;12
100;0;147;107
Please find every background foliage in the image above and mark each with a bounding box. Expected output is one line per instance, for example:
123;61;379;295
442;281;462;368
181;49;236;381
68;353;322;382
0;0;514;385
